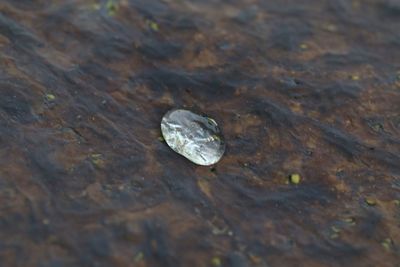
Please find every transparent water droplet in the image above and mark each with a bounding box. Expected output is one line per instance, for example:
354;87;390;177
161;109;225;166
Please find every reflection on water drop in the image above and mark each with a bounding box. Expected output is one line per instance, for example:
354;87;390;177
161;109;225;166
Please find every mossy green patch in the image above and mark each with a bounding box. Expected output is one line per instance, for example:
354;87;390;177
211;256;222;267
371;123;384;132
343;217;356;225
147;20;159;31
106;0;118;16
45;93;56;101
90;153;105;167
91;3;101;10
289;173;301;184
381;238;393;251
330;232;339;239
134;252;144;262
299;43;308;50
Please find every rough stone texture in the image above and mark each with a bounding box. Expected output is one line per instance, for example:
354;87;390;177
0;0;399;267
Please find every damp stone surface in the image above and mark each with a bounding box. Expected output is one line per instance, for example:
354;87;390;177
161;109;225;166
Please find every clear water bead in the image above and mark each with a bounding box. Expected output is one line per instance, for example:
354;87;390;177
161;109;225;166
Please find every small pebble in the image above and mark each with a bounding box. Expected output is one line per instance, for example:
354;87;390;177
365;198;377;206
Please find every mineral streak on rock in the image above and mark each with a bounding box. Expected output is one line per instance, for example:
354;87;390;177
161;109;225;166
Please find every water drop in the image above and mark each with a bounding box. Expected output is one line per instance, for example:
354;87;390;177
161;109;225;166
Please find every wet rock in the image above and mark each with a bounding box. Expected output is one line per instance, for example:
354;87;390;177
0;88;34;123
